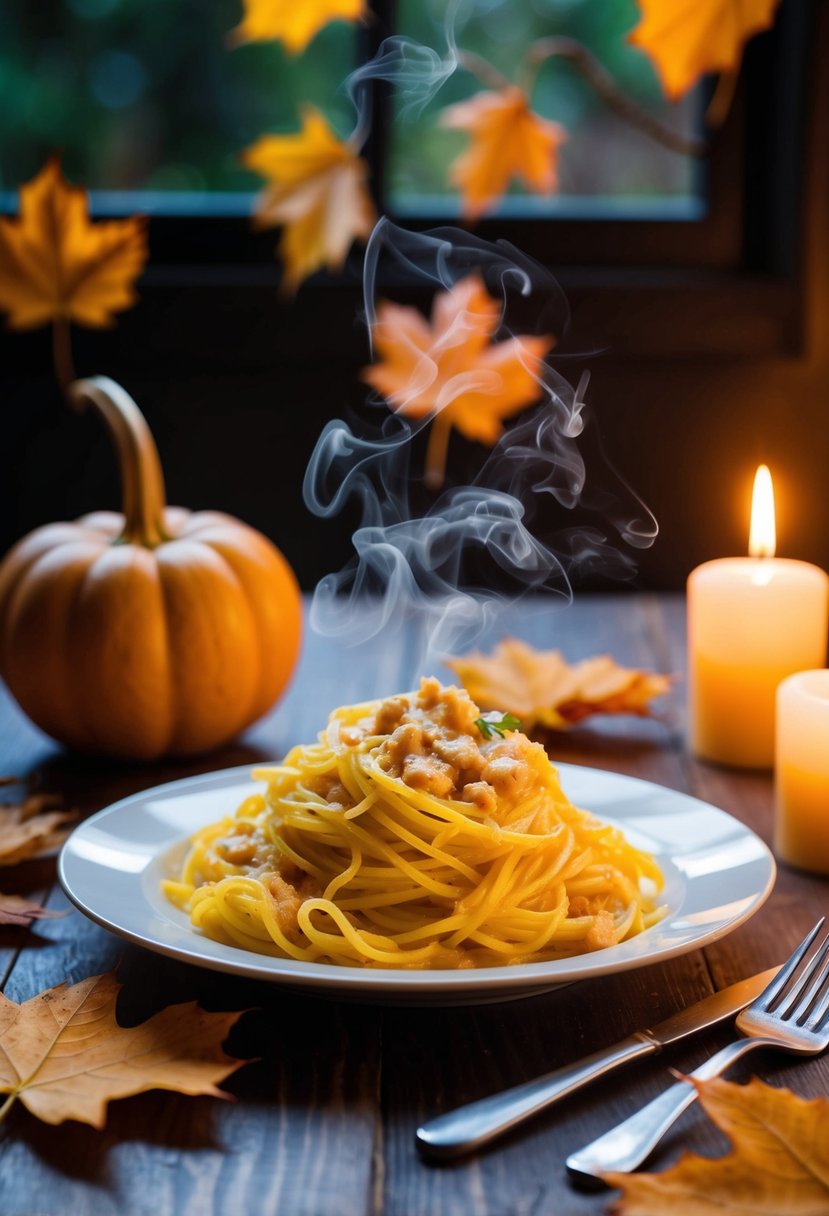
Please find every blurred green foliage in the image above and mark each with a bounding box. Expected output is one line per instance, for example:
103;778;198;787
0;0;356;200
390;0;700;214
0;0;699;214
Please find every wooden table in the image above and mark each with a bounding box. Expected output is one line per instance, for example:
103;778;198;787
1;594;827;1216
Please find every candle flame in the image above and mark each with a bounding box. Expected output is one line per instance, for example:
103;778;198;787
749;464;776;558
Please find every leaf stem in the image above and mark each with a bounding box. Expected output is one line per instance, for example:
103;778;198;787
705;70;739;129
0;1091;18;1126
424;413;452;491
527;37;707;157
51;316;77;398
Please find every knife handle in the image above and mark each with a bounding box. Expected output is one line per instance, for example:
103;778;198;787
565;1036;772;1181
416;1033;656;1160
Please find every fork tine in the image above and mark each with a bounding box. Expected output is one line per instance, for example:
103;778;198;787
796;939;829;1027
781;928;829;1019
813;989;829;1032
758;917;825;1013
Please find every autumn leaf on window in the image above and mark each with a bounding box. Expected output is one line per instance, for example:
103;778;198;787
446;637;671;730
243;107;376;294
440;87;566;222
361;273;554;489
606;1076;829;1214
0;972;246;1127
229;0;365;54
629;0;782;100
0;157;147;332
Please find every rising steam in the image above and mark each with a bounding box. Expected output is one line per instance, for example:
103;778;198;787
304;219;657;668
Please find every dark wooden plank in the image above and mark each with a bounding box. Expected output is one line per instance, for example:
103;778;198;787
655;593;829;1103
0;603;405;1216
1;594;827;1216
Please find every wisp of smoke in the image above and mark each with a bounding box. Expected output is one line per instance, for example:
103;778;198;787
303;219;657;670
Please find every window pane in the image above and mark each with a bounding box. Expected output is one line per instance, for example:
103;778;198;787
387;0;705;220
0;0;357;214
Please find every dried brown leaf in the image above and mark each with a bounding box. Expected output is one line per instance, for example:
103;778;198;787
0;893;66;927
447;637;671;730
0;972;246;1127
0;787;76;867
606;1076;829;1215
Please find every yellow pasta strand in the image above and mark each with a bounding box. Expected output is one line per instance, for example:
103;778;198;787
167;682;665;969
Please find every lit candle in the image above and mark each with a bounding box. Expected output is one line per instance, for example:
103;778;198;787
775;670;829;873
687;465;829;768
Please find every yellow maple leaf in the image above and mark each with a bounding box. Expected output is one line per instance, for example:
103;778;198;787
446;637;671;730
628;0;782;100
440;87;566;222
0;972;246;1128
0;157;147;331
229;0;365;54
243;107;376;294
606;1076;829;1215
361;273;554;488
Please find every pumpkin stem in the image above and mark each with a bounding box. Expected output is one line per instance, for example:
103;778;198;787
68;376;169;548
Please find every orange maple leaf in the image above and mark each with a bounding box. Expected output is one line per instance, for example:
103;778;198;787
606;1076;829;1214
229;0;366;54
629;0;782;100
0;972;246;1128
0;157;147;331
243;107;376;294
440;87;566;222
361;273;554;488
446;637;672;730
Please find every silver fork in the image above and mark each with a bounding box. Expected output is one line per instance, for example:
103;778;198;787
566;918;829;1182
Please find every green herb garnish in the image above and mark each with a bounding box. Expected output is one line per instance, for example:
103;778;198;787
475;712;522;739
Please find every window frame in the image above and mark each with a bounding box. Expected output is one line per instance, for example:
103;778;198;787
0;0;817;363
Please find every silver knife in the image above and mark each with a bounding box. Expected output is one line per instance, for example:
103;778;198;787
415;965;779;1159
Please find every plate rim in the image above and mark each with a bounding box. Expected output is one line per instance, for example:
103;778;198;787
58;762;777;998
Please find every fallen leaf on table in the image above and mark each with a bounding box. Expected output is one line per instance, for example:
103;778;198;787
0;156;147;331
446;637;671;730
628;0;781;100
440;87;566;221
0;972;246;1127
0;789;77;867
361;273;554;488
243;106;376;293
0;893;66;927
605;1075;829;1215
229;0;365;53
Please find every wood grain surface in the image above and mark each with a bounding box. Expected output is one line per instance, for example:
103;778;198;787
1;594;827;1216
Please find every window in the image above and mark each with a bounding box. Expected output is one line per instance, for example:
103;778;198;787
0;0;816;349
388;0;703;222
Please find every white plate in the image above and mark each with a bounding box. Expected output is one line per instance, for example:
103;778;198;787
58;763;776;1005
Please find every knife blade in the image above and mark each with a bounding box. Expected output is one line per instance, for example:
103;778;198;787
415;965;780;1159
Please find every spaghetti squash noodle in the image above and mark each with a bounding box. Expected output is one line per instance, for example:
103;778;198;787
164;678;664;968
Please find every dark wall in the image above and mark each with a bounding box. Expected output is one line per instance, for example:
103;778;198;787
3;24;829;594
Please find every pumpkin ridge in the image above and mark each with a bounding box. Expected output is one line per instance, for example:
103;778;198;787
12;542;101;748
69;546;175;759
157;540;259;756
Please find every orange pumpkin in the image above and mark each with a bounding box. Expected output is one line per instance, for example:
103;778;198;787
0;376;302;760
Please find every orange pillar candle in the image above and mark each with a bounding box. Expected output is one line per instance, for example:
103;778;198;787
775;670;829;873
687;466;829;768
